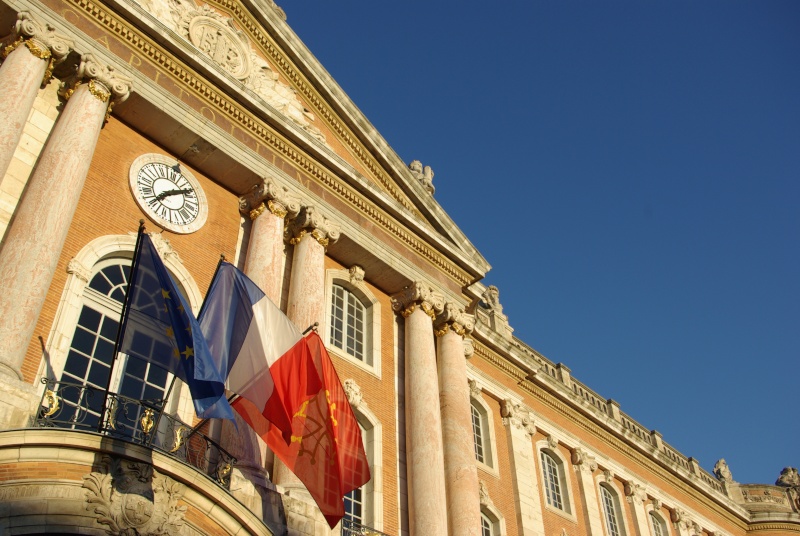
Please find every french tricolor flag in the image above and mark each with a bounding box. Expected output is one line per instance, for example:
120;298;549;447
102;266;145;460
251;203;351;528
198;262;321;439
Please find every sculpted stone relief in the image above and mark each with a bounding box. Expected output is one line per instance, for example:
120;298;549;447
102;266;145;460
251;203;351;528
83;455;188;535
129;0;326;143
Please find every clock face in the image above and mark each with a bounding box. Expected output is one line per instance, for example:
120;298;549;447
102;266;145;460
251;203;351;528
129;154;208;234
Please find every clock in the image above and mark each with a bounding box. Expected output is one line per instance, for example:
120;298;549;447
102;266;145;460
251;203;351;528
129;154;208;234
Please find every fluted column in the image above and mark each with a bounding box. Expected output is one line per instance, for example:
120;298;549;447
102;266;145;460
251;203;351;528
391;282;448;536
239;178;300;302
0;12;72;181
624;481;651;536
435;303;479;536
0;54;131;380
571;447;604;536
273;205;339;493
500;400;544;536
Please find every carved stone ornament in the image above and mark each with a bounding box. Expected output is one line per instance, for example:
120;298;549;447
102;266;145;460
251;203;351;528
143;232;181;264
546;435;559;451
500;399;536;437
67;258;91;283
602;469;614;483
463;337;475;359
391;282;445;320
343;378;363;409
776;467;800;488
713;458;734;483
670;508;692;529
624;481;647;504
239;177;301;220
186;11;251;79
3;11;73;85
348;265;365;284
570;447;598;472
287;205;340;248
651;498;662;511
479;480;493;508
83;455;187;535
434;303;475;338
481;285;503;314
61;53;132;106
468;378;482;399
409;160;434;194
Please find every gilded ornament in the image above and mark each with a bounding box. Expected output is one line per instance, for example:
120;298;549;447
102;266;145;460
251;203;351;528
169;425;188;453
400;304;416;318
106;397;118;430
267;199;288;218
249;201;266;220
217;462;232;481
87;78;111;102
42;389;60;417
140;408;155;434
311;228;330;248
289;229;307;245
420;301;436;320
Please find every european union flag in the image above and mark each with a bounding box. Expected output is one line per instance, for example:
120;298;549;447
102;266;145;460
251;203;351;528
118;233;234;420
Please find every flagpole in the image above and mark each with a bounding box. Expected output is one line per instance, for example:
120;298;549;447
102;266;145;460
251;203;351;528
197;254;226;319
98;220;147;432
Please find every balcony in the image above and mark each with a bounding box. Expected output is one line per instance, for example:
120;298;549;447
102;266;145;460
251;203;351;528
341;518;391;536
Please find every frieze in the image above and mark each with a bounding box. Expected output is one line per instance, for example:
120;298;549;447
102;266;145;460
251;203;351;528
740;487;789;506
83;455;187;535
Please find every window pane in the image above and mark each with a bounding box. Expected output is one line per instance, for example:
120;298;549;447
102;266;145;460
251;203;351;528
541;451;564;510
601;486;621;536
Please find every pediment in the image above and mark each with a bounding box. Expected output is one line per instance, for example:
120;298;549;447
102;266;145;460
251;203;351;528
123;0;487;277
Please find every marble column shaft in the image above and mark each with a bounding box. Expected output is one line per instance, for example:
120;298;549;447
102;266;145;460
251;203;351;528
273;205;339;492
0;54;130;379
0;12;72;181
240;178;299;303
436;306;479;536
393;283;448;536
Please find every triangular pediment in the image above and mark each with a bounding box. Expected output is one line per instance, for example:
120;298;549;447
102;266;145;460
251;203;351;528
124;0;488;278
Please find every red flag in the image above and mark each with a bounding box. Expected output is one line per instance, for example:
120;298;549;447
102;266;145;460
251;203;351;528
266;332;371;528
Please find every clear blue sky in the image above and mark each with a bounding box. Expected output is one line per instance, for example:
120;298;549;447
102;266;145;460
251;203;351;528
282;2;799;485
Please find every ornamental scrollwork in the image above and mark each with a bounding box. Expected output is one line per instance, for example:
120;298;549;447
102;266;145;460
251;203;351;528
500;399;536;437
287;206;340;248
239;177;300;220
434;303;474;339
570;447;598;472
83;455;187;535
391;282;444;320
624;481;647;504
3;12;73;85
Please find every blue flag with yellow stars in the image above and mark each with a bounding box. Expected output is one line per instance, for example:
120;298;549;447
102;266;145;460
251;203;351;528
118;233;234;421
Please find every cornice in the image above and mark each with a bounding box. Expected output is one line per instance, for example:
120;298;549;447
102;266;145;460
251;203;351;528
746;522;800;533
470;341;749;530
51;0;475;286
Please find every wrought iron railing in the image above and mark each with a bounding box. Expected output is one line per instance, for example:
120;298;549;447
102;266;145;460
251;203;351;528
341;519;391;536
34;378;236;488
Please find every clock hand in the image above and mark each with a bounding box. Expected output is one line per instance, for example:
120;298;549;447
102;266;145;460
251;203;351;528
154;188;193;201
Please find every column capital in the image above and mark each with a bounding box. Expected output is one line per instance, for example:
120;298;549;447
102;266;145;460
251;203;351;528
3;12;73;84
239;178;301;220
433;302;474;338
391;281;444;320
500;399;536;437
286;205;340;248
571;446;598;472
61;54;132;113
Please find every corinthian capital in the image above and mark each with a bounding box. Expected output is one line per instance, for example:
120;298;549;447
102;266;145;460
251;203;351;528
62;54;132;105
500;399;536;436
390;281;444;320
3;12;74;84
239;178;301;220
434;302;474;338
287;205;340;248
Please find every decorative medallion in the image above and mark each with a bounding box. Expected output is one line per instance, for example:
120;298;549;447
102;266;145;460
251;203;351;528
129;154;208;234
187;15;251;79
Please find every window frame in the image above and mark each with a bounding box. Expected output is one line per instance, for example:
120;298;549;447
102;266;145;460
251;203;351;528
469;391;498;473
39;234;204;425
323;269;382;377
596;480;628;536
536;440;576;520
648;510;669;536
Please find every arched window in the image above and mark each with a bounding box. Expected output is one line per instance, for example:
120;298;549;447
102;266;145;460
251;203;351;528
649;512;667;536
471;401;488;464
600;484;625;536
541;450;566;511
330;284;369;364
480;512;493;536
58;258;173;431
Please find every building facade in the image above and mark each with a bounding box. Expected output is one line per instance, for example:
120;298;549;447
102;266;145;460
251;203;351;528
0;0;797;535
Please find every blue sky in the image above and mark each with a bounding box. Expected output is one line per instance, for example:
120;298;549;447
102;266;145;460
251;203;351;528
282;2;799;485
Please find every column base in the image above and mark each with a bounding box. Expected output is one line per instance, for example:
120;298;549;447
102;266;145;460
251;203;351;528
0;374;39;429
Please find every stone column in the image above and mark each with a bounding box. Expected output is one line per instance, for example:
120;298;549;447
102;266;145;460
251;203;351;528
391;282;448;536
0;12;72;181
0;54;131;384
239;178;300;302
624;481;651;536
272;205;339;494
435;303;479;536
500;400;544;536
571;448;604;536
